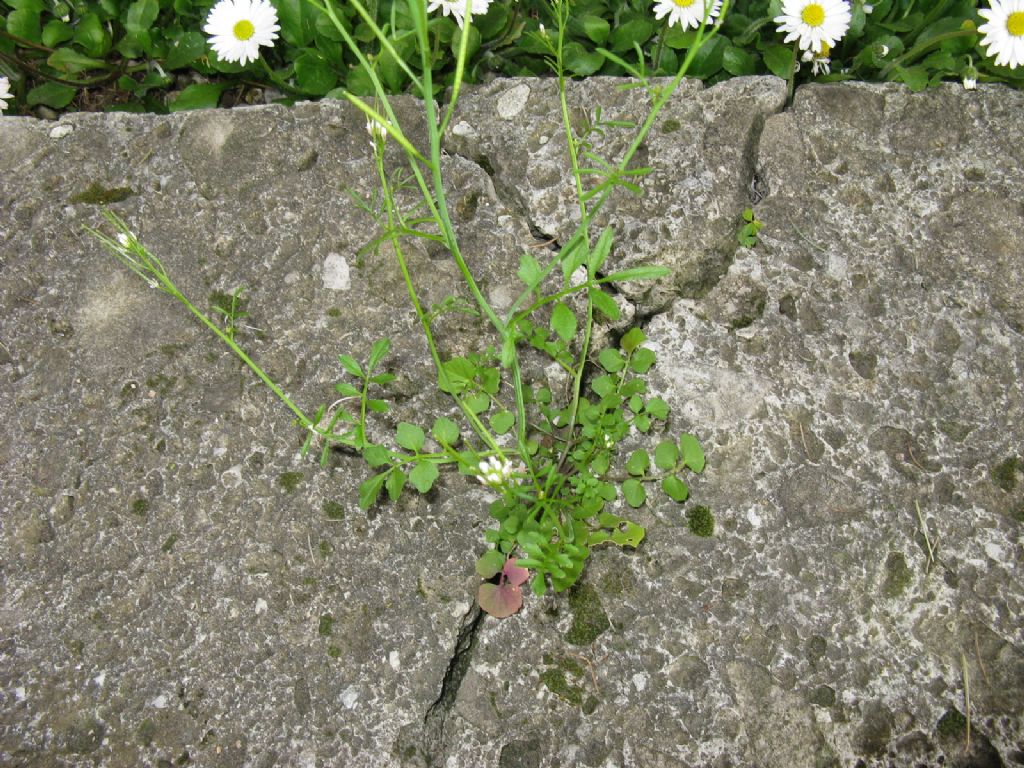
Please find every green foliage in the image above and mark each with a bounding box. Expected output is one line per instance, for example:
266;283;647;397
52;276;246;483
2;0;1020;116
737;207;763;248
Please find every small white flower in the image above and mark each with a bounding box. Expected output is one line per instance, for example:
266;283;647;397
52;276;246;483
878;43;889;57
602;434;615;449
652;0;723;30
862;2;873;12
774;0;852;55
963;75;977;89
366;118;388;147
802;47;832;75
427;0;491;29
116;232;131;249
0;77;12;113
477;455;513;488
978;0;1024;70
203;0;280;66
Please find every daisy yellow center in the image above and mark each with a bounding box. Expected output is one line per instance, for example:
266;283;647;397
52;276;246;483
801;3;826;27
1007;12;1024;37
233;19;255;40
673;0;696;6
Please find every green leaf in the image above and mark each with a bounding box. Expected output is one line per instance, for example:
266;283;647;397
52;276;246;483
531;572;547;597
591;374;617;397
489;410;515;435
620;327;646;354
634;413;651;433
366;399;389;413
438;356;476;394
47;47;107;73
295;49;337;96
611;520;645;547
625;450;649;477
679;433;705;472
517;252;543;289
763;43;795;79
168;83;228;112
396;422;425;452
550;302;577;343
125;0;159;33
563;41;604;76
893;65;928;92
366;338;390;373
26;82;77;109
629;347;656;374
578;14;610;43
358;471;387;509
335;381;360;397
385;468;406;501
662;475;689;502
338;354;363;378
645;397;669;420
7;8;41;43
600;265;670;283
362;444;392;468
277;0;315;47
42;19;73;47
610;18;654;53
588;227;615;276
654;440;680;471
598;348;625;373
622;478;646;508
72;12;109;56
723;44;758;76
688;35;727;77
163;31;208;69
431;416;460;446
409;461;439;494
589;288;620;321
476;549;506;579
465;393;491;414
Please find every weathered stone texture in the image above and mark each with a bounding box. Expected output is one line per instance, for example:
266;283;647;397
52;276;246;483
1;78;1022;767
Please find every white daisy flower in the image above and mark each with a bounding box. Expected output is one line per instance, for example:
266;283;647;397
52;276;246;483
427;0;491;29
978;0;1024;70
652;0;723;30
774;0;852;55
203;0;280;67
0;77;12;113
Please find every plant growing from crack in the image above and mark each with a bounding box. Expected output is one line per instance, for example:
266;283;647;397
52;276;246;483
91;0;728;618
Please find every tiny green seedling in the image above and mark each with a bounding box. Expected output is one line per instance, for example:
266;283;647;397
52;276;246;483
737;207;763;248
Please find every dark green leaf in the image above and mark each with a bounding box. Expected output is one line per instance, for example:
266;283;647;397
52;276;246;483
295;49;337;96
277;0;315;47
42;19;73;47
396;422;425;452
564;41;604;76
723;44;758;76
168;83;228;111
579;14;610;43
610;18;654;53
409;461;439;493
763;43;795;79
48;47;107;73
125;0;159;33
72;12;109;56
7;8;42;43
26;82;77;108
163;31;207;69
894;65;928;92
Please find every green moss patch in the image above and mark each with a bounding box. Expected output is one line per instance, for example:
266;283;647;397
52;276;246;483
566;583;610;645
70;182;135;205
687;505;714;537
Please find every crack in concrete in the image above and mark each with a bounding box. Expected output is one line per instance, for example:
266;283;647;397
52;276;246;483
421;603;484;766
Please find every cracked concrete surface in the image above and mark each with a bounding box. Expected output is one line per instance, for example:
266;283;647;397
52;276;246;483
1;78;1022;767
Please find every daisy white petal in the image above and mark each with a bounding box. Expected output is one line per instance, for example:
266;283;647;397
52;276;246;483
774;0;852;55
652;0;723;30
0;77;12;113
427;0;490;29
203;0;280;66
978;0;1024;70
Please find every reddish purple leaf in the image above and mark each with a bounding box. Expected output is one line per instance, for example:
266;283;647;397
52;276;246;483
478;582;523;618
503;559;529;587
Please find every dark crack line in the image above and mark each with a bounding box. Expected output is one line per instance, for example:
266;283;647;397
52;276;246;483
422;603;484;764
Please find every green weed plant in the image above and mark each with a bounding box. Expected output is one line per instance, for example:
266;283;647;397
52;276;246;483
2;0;1021;114
91;0;722;617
